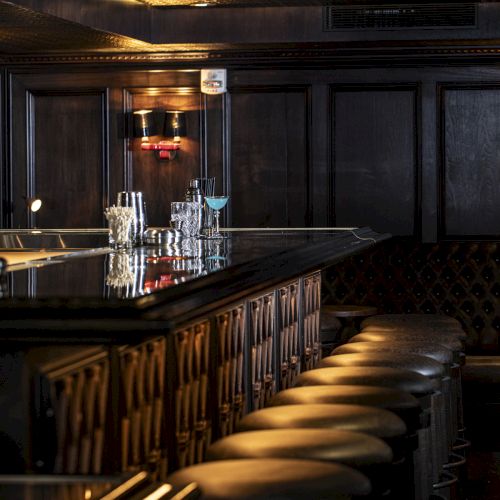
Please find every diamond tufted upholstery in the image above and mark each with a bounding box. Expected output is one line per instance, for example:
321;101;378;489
323;238;500;353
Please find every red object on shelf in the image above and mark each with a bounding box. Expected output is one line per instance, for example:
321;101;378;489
141;140;180;160
141;141;180;151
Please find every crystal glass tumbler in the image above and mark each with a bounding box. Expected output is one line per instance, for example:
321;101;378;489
170;201;202;238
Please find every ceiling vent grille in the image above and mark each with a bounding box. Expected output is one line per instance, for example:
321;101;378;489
323;3;477;31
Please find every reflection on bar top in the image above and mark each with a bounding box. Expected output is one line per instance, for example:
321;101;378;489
0;227;357;234
0;228;383;302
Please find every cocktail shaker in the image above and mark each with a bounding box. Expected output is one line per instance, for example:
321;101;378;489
116;191;148;245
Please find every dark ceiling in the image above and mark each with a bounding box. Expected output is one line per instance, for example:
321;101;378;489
0;1;154;53
0;0;487;58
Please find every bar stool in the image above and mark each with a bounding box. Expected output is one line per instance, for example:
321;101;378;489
349;331;467;449
332;341;459;452
319;310;342;356
350;330;464;364
318;353;449;489
361;323;467;343
361;313;461;330
167;458;372;499
267;385;426;499
207;429;393;497
293;366;444;500
322;305;378;342
236;404;409;499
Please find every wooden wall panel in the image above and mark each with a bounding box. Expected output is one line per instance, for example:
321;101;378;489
229;88;309;228
31;92;106;228
332;86;418;236
7;70;202;230
7;64;500;240
441;86;500;238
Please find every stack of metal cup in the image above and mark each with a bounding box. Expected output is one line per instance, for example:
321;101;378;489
116;191;148;245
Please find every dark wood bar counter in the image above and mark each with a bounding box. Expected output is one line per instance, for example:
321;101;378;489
0;227;389;339
0;227;389;477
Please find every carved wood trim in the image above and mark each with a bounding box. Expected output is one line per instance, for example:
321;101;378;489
5;43;500;67
302;271;321;371
118;337;167;474
35;348;110;474
173;319;211;469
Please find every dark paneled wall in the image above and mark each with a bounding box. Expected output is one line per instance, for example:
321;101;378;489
229;87;310;228
31;91;106;229
440;85;500;238
4;64;500;238
333;86;418;236
6;70;204;228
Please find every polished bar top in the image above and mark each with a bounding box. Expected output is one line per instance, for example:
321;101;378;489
0;228;389;336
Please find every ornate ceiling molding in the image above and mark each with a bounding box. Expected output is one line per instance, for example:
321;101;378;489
3;41;500;67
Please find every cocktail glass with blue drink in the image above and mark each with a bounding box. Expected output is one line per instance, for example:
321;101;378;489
205;195;229;239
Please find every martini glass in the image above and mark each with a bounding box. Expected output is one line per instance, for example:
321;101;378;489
205;195;229;239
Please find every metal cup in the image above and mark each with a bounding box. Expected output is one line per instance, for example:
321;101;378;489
117;191;148;245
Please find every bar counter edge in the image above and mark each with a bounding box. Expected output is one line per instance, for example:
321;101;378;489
0;227;391;341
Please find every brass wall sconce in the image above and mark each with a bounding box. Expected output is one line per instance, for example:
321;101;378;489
133;109;187;161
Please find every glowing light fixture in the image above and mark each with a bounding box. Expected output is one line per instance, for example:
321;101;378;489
26;197;42;213
164;110;187;143
133;109;157;140
133;109;187;161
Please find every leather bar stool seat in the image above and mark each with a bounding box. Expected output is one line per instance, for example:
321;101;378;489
266;384;427;499
167;458;372;499
349;332;467;443
319;353;449;477
361;323;467;343
237;404;408;499
319;352;445;380
238;403;406;438
361;313;461;329
332;340;453;366
332;342;459;448
294;366;435;395
207;429;393;497
294;366;437;500
268;385;422;436
350;331;464;365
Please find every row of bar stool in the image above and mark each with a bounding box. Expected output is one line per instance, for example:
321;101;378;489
353;313;469;498
166;313;467;499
